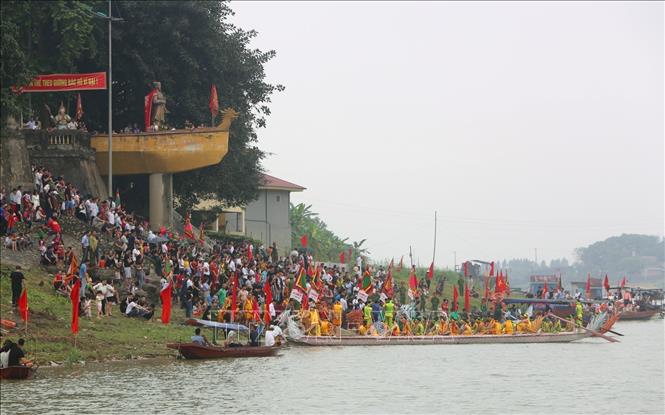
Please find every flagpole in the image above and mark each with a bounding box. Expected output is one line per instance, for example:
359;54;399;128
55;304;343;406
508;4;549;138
432;211;437;268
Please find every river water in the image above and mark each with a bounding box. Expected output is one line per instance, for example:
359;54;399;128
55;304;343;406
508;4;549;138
1;320;663;414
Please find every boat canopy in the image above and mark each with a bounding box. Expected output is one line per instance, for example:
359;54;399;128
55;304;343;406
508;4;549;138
185;318;249;332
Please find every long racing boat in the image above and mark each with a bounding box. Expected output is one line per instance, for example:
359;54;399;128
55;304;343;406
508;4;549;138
288;330;592;346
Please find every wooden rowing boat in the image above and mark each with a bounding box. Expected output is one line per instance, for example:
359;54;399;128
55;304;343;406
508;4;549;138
166;342;279;359
619;309;660;320
0;366;36;380
288;331;591;346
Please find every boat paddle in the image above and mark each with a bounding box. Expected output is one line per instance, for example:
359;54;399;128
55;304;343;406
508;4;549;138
546;313;619;343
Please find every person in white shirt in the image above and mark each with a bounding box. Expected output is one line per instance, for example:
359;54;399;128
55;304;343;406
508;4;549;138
264;325;283;347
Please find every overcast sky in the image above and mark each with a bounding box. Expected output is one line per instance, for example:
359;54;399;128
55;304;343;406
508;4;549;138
230;1;664;268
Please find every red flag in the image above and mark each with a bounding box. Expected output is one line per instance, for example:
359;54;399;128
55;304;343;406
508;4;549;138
489;261;495;277
339;251;345;264
18;288;28;322
75;93;83;121
231;273;238;321
453;285;459;311
464;283;470;313
144;87;158;131
603;274;610;293
209;84;219;117
398;256;404;272
264;280;273;326
542;281;548;299
408;268;418;291
585;273;591;298
300;234;308;248
70;279;81;334
620;276;626;288
505;270;511;296
426;262;434;280
463;261;469;277
494;270;502;294
160;282;173;324
383;260;394;298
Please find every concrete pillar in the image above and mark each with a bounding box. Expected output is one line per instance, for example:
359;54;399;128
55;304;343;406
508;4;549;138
149;173;173;229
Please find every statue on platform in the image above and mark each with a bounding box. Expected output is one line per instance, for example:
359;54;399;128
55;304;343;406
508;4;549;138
46;102;72;130
147;81;168;130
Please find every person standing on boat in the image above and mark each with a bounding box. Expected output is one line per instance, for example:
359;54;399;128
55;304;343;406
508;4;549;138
383;298;395;328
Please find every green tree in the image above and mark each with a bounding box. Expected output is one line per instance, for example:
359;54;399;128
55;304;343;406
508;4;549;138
289;202;357;262
1;1;282;209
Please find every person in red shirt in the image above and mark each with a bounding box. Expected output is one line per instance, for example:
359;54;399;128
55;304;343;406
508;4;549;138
47;217;61;235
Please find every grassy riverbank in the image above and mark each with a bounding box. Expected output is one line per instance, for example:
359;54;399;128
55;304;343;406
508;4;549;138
0;263;192;365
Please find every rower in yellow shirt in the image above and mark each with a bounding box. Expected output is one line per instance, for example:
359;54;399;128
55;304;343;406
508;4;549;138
383;299;395;328
358;324;368;336
504;319;514;335
308;304;321;336
462;322;473;335
320;319;331;336
438;319;449;335
363;303;372;329
332;301;343;329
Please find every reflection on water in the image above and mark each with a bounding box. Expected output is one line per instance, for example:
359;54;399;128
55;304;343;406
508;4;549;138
1;320;663;414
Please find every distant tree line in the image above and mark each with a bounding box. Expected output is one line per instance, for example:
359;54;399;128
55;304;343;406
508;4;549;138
499;234;664;287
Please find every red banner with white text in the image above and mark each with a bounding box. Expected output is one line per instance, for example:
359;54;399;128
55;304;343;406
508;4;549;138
12;72;107;93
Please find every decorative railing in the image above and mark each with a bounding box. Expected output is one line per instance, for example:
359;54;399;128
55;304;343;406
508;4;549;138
21;129;92;151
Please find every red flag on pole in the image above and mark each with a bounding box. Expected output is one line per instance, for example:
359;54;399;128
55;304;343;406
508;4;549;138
542;281;548;299
408;268;418;291
464;283;470;313
489;261;495;277
585;273;591;298
209;84;219;116
339;251;345;264
300;234;308;248
453;285;459;311
160;282;173;324
70;279;81;334
144;87;158;131
264;279;273;326
463;261;469;277
75;93;83;121
620;276;626;288
398;256;404;272
603;274;610;293
426;262;434;280
18;288;28;323
383;260;394;298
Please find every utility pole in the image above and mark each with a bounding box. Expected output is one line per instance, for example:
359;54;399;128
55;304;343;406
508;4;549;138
453;251;457;272
107;0;113;197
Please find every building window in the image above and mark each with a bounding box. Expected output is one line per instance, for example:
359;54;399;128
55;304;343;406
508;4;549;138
276;195;281;202
224;211;244;233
